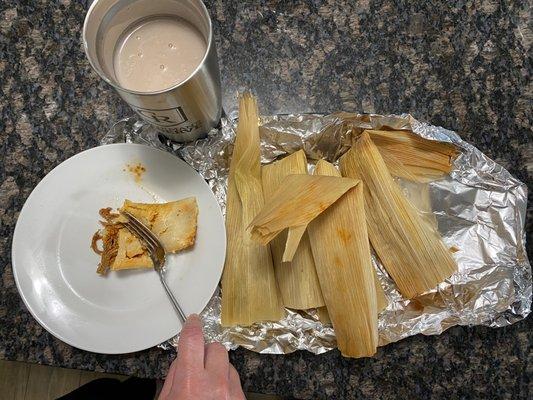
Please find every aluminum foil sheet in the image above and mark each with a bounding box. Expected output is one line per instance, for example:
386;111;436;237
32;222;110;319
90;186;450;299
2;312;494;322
102;113;531;354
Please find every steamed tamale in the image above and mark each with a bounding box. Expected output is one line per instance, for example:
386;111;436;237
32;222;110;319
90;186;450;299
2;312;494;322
308;160;378;358
340;133;457;299
221;94;283;326
314;160;388;313
362;129;459;181
121;198;198;253
91;199;198;274
262;151;325;310
249;174;359;250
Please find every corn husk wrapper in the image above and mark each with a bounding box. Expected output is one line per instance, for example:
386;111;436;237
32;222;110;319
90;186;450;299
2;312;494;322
340;132;457;299
307;160;378;358
262;151;325;310
362;129;459;182
249;174;359;249
221;94;283;326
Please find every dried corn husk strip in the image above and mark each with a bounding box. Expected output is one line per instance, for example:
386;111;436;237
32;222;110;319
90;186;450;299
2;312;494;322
308;159;378;358
249;174;359;247
340;133;457;299
221;93;283;326
261;151;325;310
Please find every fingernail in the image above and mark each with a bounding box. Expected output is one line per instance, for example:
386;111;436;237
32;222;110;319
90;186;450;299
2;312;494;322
186;314;201;324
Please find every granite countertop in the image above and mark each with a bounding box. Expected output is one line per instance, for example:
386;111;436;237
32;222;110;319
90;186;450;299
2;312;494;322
0;0;531;399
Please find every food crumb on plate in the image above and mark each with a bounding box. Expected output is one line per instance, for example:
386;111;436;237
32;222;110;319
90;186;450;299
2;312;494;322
124;162;146;183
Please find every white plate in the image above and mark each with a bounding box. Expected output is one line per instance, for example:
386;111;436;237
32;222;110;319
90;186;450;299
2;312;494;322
12;143;226;354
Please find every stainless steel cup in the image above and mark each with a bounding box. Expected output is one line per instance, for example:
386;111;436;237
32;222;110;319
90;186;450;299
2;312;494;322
83;0;222;142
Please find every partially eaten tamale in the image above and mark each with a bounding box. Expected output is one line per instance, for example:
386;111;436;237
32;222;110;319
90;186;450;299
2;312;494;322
340;132;457;299
262;150;325;310
91;198;198;274
308;160;378;358
221;93;284;326
121;198;198;253
249;174;359;251
362;129;459;181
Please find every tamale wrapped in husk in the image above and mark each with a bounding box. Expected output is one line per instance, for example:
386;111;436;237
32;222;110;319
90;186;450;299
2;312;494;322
340;132;457;299
221;94;283;326
314;160;388;313
249;174;359;248
308;159;378;358
362;129;459;181
261;151;325;310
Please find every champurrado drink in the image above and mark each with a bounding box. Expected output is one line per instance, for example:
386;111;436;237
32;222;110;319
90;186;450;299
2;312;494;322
83;0;222;141
113;16;207;92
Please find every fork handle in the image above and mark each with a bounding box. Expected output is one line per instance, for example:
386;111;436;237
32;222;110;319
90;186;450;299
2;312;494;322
159;273;187;323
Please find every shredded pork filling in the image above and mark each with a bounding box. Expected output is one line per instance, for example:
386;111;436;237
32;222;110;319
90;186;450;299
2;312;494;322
92;207;122;275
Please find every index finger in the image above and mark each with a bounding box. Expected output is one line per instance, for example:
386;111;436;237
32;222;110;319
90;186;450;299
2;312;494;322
176;314;205;371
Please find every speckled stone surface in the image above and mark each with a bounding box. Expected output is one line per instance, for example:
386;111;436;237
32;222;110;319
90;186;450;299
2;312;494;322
0;0;531;399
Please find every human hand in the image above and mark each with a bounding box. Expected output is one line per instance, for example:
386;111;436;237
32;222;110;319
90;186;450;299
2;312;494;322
159;314;245;400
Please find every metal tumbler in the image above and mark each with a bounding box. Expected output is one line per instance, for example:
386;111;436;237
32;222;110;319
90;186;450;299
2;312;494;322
83;0;222;142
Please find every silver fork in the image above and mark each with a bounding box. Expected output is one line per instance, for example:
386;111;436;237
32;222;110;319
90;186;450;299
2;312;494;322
121;210;187;323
